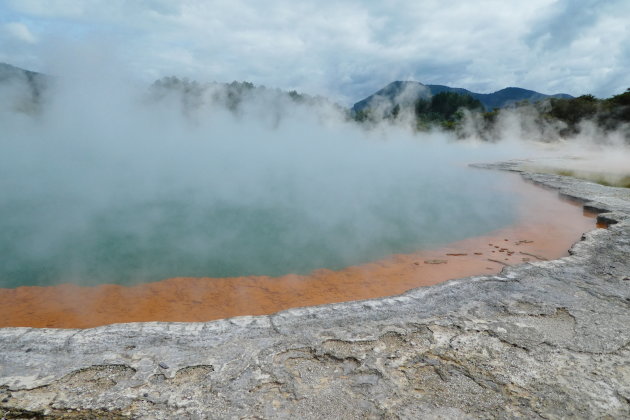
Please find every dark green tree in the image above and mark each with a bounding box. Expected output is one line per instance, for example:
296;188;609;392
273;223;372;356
428;92;484;120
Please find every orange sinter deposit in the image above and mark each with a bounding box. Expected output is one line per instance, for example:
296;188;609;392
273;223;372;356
0;174;600;329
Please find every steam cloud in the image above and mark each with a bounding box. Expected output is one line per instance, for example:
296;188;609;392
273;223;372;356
0;60;627;288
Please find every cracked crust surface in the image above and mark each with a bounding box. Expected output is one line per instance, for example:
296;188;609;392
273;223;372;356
1;161;630;419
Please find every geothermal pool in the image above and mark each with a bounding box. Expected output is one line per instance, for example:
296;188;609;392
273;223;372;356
0;170;598;328
0;165;518;288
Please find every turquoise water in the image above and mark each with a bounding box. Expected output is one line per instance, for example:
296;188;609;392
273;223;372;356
0;167;517;288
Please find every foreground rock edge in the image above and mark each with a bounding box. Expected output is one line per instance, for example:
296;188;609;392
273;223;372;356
1;160;629;419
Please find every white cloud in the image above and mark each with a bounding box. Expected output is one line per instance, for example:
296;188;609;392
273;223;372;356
1;0;629;102
3;22;37;44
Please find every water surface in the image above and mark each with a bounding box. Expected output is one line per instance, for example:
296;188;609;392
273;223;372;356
0;166;516;287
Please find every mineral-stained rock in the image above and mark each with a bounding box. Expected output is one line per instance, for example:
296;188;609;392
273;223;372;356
424;259;448;264
1;161;630;419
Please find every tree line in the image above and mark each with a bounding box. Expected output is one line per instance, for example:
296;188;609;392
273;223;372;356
352;88;630;142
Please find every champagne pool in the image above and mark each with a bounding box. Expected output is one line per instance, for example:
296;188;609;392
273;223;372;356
0;163;517;288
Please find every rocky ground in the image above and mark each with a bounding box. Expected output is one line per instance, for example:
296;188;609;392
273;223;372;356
1;161;629;419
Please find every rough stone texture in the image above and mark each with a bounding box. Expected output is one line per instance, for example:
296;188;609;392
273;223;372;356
1;161;630;419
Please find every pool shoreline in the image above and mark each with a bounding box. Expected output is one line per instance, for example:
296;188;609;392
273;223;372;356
0;171;596;328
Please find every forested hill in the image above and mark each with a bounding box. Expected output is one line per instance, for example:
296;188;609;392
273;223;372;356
352;80;572;113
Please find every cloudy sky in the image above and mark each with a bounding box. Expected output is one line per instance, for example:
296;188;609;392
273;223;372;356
1;0;628;103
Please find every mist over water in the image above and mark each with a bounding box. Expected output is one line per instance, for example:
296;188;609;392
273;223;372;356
0;70;539;288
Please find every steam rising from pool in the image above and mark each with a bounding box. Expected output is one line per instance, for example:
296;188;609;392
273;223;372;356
0;70;524;287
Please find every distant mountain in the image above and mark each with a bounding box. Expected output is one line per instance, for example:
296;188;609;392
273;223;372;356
0;63;47;108
352;81;573;113
0;62;43;81
0;63;47;90
0;63;573;117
